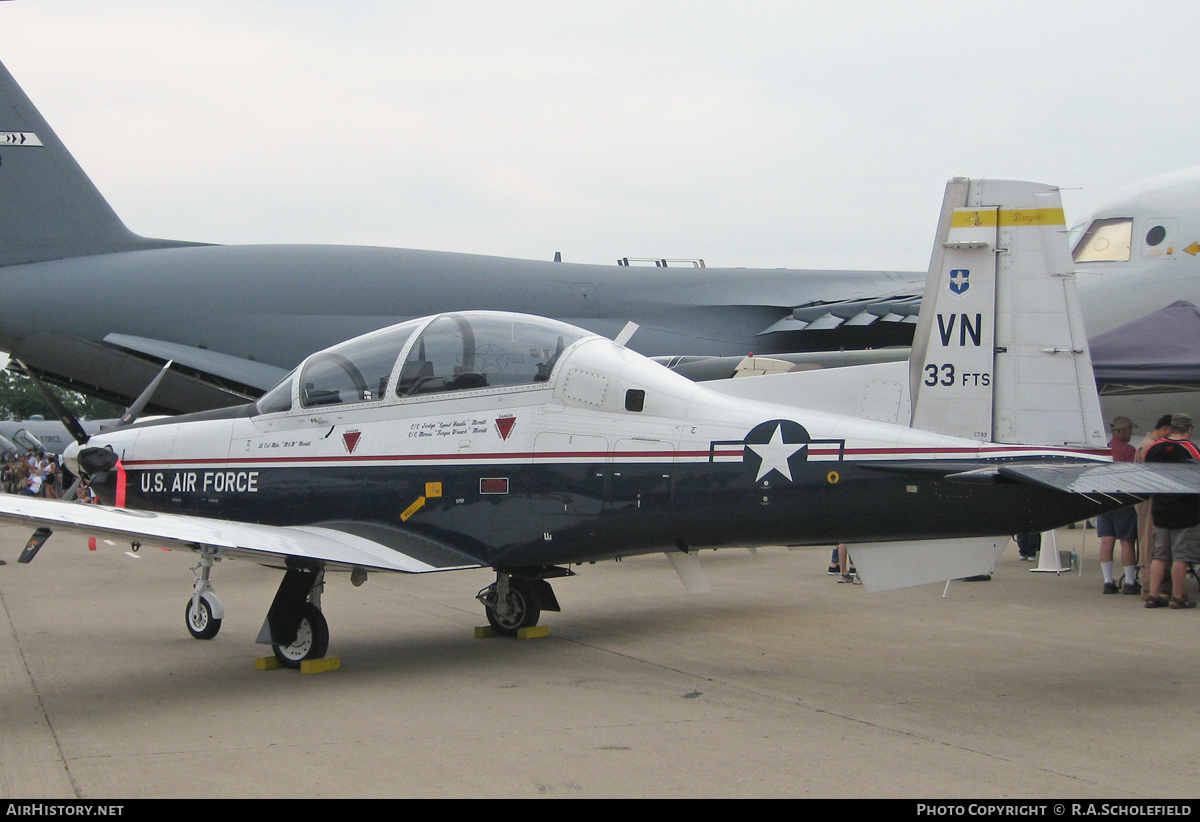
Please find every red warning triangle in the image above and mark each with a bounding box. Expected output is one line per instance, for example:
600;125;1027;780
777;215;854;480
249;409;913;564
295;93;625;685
342;431;361;453
495;416;516;440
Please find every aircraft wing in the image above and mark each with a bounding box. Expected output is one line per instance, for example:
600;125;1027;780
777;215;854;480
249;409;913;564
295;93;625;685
755;290;922;336
104;333;289;393
997;462;1200;495
0;496;482;573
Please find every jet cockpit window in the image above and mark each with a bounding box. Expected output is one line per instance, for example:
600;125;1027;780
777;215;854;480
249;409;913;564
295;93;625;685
396;312;588;397
299;321;420;408
1072;217;1133;262
255;370;296;415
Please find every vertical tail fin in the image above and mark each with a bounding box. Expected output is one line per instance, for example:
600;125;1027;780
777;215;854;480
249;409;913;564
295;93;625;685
908;178;1106;448
0;59;192;267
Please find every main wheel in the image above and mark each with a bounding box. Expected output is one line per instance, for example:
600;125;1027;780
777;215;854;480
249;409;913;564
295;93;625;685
184;596;222;640
485;579;541;637
272;602;329;668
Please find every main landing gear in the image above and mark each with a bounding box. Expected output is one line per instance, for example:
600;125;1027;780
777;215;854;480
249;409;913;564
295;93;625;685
257;561;329;668
476;568;568;636
183;558;573;661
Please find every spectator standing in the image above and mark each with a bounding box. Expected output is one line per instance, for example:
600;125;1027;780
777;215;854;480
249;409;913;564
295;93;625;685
1143;414;1200;609
1097;417;1139;594
1133;414;1173;589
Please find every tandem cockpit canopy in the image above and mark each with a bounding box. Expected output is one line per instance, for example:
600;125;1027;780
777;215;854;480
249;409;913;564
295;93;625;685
255;312;593;414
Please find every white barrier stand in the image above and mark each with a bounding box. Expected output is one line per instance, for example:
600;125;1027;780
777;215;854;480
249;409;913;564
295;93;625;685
1031;529;1072;574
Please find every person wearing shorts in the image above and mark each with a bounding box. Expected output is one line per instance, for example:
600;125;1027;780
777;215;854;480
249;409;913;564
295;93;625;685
1097;417;1139;594
1098;507;1139;594
1151;527;1200;603
1144;414;1200;609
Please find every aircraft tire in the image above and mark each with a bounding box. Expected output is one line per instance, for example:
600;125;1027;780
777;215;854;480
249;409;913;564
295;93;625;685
272;602;329;668
485;579;541;637
184;596;222;640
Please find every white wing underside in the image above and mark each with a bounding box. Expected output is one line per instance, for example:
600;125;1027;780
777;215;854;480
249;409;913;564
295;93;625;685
0;495;482;573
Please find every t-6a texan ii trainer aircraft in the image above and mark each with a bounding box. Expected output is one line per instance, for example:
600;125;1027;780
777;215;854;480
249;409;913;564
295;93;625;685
2;178;1198;668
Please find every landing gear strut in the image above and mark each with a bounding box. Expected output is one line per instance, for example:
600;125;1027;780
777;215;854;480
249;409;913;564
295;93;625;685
185;550;224;640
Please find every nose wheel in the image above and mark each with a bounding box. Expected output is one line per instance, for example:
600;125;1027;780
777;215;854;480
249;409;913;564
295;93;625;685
185;551;224;640
185;595;222;639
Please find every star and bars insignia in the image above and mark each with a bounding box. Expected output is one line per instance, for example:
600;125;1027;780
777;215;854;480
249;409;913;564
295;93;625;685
709;420;844;483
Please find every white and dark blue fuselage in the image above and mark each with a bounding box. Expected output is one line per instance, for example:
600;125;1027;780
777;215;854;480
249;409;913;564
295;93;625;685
81;312;1119;571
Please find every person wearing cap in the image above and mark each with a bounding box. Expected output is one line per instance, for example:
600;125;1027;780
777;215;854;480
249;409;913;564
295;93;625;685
1096;417;1139;594
1142;413;1200;609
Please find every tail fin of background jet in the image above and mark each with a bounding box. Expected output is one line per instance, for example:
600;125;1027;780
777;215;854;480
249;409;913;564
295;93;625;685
0;59;196;267
908;178;1106;447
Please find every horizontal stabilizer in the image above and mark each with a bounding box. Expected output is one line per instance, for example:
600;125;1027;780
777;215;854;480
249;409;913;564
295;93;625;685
998;462;1200;495
0;495;482;574
850;537;1006;593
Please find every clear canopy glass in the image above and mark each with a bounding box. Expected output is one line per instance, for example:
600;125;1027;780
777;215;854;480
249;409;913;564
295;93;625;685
396;313;588;396
256;312;592;414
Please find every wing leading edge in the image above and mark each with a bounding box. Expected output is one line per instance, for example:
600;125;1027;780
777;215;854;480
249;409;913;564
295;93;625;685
0;496;482;573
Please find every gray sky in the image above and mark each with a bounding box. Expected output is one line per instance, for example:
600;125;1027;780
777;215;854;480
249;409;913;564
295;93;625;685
2;0;1196;271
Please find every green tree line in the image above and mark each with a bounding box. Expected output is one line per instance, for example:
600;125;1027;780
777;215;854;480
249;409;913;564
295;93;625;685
0;369;124;422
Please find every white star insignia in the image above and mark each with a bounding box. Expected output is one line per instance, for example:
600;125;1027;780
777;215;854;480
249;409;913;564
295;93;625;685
745;423;807;482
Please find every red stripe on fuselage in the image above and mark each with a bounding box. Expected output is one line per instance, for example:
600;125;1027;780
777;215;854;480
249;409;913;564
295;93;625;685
121;443;1109;470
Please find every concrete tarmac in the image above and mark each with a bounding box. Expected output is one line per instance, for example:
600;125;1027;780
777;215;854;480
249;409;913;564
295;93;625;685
0;523;1196;799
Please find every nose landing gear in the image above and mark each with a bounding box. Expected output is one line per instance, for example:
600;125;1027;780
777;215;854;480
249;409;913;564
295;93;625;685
185;550;223;640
